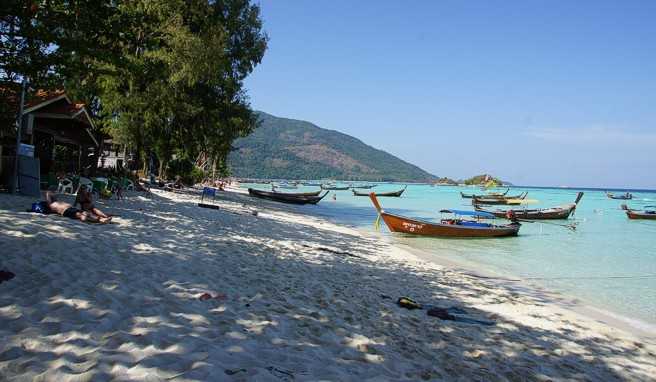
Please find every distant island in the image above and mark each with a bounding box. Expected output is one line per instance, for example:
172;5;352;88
228;112;438;182
430;174;512;186
461;174;512;187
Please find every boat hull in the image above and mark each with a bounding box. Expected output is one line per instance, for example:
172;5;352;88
248;189;328;205
460;189;516;199
353;187;406;197
271;188;322;197
472;198;524;206
380;212;519;237
468;192;528;203
626;210;656;220
607;193;633;200
479;206;574;220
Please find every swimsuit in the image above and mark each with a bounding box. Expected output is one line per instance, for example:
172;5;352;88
62;207;79;219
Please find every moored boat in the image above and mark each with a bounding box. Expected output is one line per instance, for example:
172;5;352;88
607;192;633;200
460;188;509;199
353;186;406;197
368;193;520;238
471;192;529;205
475;192;584;220
625;206;656;220
274;183;298;190
321;185;351;191
270;187;322;197
248;188;328;205
352;184;377;189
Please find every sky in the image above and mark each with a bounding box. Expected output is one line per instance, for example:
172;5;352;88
244;1;656;189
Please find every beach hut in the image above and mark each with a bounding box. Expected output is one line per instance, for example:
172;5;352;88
1;88;99;192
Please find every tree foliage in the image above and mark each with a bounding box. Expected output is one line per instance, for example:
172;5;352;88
1;0;267;177
462;174;504;186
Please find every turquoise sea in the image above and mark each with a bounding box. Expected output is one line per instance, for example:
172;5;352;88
242;183;656;328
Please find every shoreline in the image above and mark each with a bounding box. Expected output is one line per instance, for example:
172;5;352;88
398;241;656;340
279;186;656;341
1;187;655;380
319;214;656;341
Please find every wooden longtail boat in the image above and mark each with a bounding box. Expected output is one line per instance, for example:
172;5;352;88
353;186;406;197
472;192;529;205
369;193;520;238
461;191;527;199
274;184;298;190
352;184;377;189
625;206;656;220
321;185;351;191
248;188;328;205
460;188;509;199
607;192;633;200
476;192;584;220
271;187;322;197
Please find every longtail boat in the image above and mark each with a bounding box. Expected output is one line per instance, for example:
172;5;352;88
321;185;351;191
271;187;322;197
472;192;529;205
460;188;509;199
353;186;406;197
461;191;527;199
369;193;520;238
607;192;633;200
625;206;656;220
248;188;328;205
274;183;298;190
476;192;584;220
352;184;377;189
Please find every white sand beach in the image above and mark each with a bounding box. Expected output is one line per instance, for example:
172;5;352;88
1;188;655;381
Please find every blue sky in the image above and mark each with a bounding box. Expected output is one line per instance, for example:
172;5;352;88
245;1;656;188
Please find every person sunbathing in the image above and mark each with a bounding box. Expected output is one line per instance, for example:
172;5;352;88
45;191;110;223
75;187;112;220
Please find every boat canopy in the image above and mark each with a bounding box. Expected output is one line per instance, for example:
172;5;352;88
439;209;495;218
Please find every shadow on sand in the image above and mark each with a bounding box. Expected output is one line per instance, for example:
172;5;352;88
0;189;654;380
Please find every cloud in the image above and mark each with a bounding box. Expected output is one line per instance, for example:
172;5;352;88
523;126;656;146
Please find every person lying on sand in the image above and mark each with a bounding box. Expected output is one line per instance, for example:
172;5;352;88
75;187;113;219
45;191;111;223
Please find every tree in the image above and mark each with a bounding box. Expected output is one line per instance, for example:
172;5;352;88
2;0;268;179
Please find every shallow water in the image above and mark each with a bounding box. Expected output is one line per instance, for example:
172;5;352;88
242;183;656;326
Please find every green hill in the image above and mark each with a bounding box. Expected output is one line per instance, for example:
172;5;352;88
228;112;437;182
